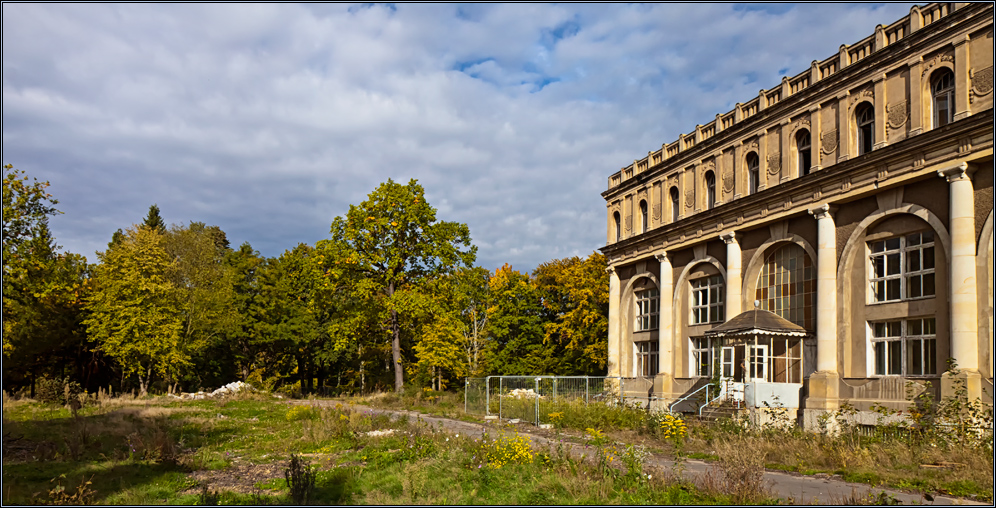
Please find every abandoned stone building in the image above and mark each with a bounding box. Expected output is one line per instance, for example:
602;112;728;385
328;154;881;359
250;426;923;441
599;2;994;427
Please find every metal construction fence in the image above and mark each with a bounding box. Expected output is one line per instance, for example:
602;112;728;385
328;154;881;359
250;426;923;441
464;376;665;426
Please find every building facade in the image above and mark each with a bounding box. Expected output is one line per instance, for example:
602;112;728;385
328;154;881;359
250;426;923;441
599;3;994;426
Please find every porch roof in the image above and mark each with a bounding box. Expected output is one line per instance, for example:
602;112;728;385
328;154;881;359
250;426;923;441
704;309;809;338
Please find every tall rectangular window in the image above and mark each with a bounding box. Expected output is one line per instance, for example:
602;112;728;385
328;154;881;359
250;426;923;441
635;288;659;331
692;337;712;377
691;275;724;324
636;341;659;377
869;231;935;303
871;317;936;376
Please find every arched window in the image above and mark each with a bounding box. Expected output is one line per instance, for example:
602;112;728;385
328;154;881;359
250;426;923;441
613;211;621;242
705;171;716;210
856;103;874;156
796;130;812;177
931;69;954;128
755;243;816;330
746;152;760;195
670;187;680;222
640;200;648;234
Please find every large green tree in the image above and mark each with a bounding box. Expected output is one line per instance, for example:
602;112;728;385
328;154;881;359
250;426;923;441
254;244;327;393
162;222;236;391
2;164;62;357
84;226;183;395
315;179;476;392
533;252;609;375
486;263;551;375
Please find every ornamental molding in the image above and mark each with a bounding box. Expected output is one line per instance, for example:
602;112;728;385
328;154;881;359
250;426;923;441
970;66;993;103
850;88;874;110
887;100;909;130
624;215;632;232
922;52;955;79
701;160;716;176
766;153;781;176
821;129;838;154
722;168;735;194
652;203;662;221
684;189;695;209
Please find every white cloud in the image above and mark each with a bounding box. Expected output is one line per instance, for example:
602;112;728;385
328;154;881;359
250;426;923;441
2;2;915;271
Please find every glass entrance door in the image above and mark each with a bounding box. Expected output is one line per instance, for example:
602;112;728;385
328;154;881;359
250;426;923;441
721;346;735;379
748;344;769;382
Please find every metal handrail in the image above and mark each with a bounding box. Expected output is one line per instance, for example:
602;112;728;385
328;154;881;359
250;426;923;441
701;379;730;416
667;383;711;414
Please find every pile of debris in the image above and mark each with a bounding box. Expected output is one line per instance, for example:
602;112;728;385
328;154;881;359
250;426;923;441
505;388;543;399
166;381;258;400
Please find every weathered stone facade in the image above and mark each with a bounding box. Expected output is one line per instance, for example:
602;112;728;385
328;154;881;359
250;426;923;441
600;3;994;428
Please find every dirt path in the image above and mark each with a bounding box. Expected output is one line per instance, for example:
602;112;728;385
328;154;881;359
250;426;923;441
300;400;987;506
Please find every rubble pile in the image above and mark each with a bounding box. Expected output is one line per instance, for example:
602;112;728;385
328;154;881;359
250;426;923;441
165;381;258;400
505;388;543;399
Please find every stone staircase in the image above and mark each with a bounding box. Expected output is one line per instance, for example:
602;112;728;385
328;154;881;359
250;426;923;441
697;400;742;422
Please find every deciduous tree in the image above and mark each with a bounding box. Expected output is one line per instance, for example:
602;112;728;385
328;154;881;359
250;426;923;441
84;226;183;395
315;179;476;392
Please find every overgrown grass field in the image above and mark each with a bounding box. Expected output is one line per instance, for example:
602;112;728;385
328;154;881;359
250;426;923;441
2;391;759;505
3;387;992;505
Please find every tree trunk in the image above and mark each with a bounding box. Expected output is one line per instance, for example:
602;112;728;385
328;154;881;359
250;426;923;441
388;280;404;392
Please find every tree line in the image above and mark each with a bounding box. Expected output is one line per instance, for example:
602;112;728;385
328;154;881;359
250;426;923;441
2;164;609;397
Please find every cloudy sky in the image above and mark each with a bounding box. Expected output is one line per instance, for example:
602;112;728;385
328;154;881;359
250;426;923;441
3;3;914;272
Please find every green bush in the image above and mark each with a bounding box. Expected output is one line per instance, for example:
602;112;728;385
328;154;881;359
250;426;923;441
34;377;82;405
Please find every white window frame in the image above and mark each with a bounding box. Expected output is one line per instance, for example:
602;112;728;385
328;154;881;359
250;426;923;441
868;317;937;377
691;275;724;325
691;337;713;377
635;340;659;377
931;69;954;129
635;288;660;331
868;231;935;304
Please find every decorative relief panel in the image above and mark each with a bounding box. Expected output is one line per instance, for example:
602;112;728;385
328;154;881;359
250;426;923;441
624;216;632;232
684;189;694;209
971;66;994;103
766;153;781;176
887;100;909;133
821;129;838;154
652;203;661;221
722;169;735;193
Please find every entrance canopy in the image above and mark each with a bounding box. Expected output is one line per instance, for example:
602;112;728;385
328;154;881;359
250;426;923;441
701;309;811;388
704;309;809;340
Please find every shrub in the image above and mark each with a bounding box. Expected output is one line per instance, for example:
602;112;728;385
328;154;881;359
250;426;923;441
284;454;316;505
285;405;316;422
35;377;82;406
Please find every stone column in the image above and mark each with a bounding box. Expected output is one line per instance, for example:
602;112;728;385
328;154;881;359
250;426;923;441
954;35;971;121
807;204;839;410
938;162;982;399
720;232;742;319
733;142;744;200
656;251;675;398
780;119;792;183
837;92;851;162
873;74;888;150
908;57;923;136
607;265;621;378
810;105;823;172
757;129;768;191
